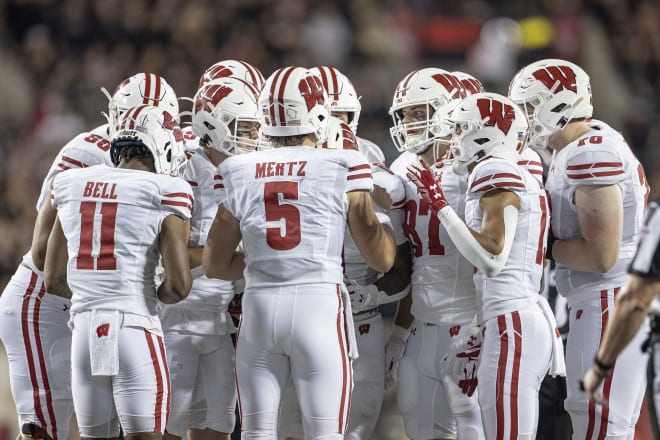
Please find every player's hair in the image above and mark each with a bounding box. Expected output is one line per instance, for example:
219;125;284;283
265;133;317;148
110;136;154;167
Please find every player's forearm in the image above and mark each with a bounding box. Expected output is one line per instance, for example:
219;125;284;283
157;279;189;304
552;237;620;273
44;273;72;299
355;223;396;274
596;275;657;365
204;251;245;281
188;246;203;269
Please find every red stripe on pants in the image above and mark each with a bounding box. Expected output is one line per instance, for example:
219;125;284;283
145;330;164;432
510;311;523;439
496;315;509;440
336;285;349;434
20;272;48;435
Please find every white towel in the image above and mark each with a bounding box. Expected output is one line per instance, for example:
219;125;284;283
340;284;359;360
89;310;120;376
536;296;567;377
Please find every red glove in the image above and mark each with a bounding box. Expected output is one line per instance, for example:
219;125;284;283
407;159;449;214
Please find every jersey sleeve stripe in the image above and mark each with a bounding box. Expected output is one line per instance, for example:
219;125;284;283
61;156;87;168
392;197;406;208
214;175;223;181
57;164;71;170
372;162;394;174
348;164;371;172
470;172;522;189
517;160;543;167
163;192;194;204
186;181;199;187
214;184;224;189
347;173;372;181
472;181;526;192
567;170;625;179
527;169;543;176
566;161;623;171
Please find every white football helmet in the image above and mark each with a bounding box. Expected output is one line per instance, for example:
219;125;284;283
452;71;486;96
102;73;179;134
110;105;186;176
446;92;529;175
508;58;592;150
389;68;465;154
198;59;265;90
310;66;361;133
258;66;329;146
192;77;264;155
322;116;359;150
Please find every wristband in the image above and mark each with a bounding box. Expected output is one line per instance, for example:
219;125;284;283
593;355;613;373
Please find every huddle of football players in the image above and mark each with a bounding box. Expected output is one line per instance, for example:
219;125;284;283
0;56;652;440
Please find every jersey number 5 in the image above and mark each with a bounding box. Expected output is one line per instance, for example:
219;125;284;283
264;181;301;250
77;201;118;270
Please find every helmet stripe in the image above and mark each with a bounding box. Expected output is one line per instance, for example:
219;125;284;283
233;78;259;99
128;104;149;129
143;74;152;105
399;70;418;98
268;68;286;127
239;61;258;88
276;66;296;126
153;74;162;106
329;67;339;102
318;67;330;94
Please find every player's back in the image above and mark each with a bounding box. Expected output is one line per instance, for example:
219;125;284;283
51;165;193;317
547;120;649;294
219;146;372;289
466;157;549;321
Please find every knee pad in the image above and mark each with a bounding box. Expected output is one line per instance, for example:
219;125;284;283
21;424;52;440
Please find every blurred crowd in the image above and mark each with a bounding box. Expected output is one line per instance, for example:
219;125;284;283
0;0;659;287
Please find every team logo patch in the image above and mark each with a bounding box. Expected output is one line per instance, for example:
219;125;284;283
96;323;110;338
358;323;371;335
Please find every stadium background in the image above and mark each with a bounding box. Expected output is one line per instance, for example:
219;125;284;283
0;0;658;438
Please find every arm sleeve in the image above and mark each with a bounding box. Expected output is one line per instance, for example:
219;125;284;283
629;200;660;281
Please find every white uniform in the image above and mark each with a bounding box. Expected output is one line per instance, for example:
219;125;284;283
158;148;237;436
50;165;193;437
391;154;482;440
0;124;112;440
220;146;372;440
546;120;650;438
279;140;403;440
517;148;544;185
466;157;556;439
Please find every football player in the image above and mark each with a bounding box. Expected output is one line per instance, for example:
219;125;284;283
36;105;191;440
510;58;650;439
408;92;565;439
0;73;178;440
385;68;485;440
202;66;396;440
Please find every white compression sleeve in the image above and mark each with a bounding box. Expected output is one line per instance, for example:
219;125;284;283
377;284;410;305
437;205;519;277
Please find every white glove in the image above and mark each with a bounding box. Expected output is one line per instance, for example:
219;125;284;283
385;325;409;390
443;325;482;397
346;279;380;312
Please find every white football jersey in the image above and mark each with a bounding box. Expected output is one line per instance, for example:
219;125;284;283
393;155;477;325
219;146;373;289
357;136;386;165
517;148;544;185
546;120;649;296
50;165;193;317
23;124;113;274
176;148;234;308
466;158;550;322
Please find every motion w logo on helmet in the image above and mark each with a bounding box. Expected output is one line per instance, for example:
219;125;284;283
476;98;515;135
194;84;232;114
432;73;465;98
532;66;577;93
298;76;325;111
